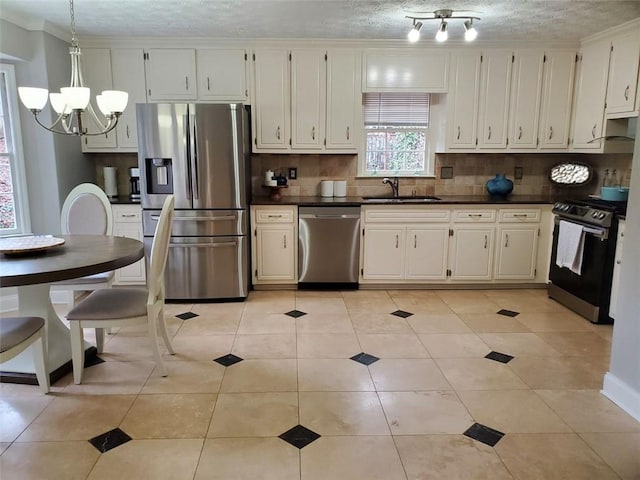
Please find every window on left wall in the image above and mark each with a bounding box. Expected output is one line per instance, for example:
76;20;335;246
0;64;30;235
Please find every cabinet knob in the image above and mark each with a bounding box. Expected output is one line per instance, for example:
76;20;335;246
616;260;621;264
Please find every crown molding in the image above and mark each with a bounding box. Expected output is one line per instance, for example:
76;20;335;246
1;11;70;43
581;17;640;44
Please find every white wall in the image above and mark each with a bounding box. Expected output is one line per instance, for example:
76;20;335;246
603;118;640;421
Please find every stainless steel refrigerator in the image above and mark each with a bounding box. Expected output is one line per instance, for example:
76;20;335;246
137;103;251;300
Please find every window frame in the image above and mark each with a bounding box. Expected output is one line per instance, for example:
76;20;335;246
0;63;31;236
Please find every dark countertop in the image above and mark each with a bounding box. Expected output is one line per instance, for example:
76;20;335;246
109;196;141;205
251;195;558;206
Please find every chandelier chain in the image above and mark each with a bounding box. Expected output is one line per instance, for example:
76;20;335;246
69;0;78;47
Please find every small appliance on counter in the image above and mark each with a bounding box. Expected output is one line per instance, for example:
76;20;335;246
103;166;118;198
129;167;141;201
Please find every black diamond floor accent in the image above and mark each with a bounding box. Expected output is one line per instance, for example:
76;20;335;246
89;428;132;453
485;351;514;364
350;352;380;366
279;425;321;449
214;353;244;367
176;312;199;320
391;310;413;318
84;355;105;368
497;309;519;317
285;310;307;318
464;423;505;447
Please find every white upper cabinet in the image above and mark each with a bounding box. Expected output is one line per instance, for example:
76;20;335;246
145;48;197;100
81;48;117;151
197;49;248;101
477;51;512;149
508;51;544;149
326;50;360;150
447;52;481;149
606;28;640;117
571;39;610;149
111;48;146;150
538;50;576;149
252;49;291;150
362;49;449;92
291;49;326;150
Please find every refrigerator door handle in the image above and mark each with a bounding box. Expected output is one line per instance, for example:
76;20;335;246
169;240;238;248
184;112;193;201
150;215;236;221
191;111;200;200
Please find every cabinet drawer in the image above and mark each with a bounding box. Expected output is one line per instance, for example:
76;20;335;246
453;210;496;223
113;206;142;222
499;209;541;223
364;209;450;224
254;207;296;224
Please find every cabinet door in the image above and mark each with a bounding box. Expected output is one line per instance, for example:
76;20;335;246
253;50;290;150
477;51;512;149
494;225;538;279
255;225;296;282
447;52;481;149
509;51;544;149
538;50;576;149
571;40;610;149
606;30;640;115
145;49;197;100
450;227;494;280
81;48;117;151
291;49;325;150
111;48;146;150
405;226;449;280
362;226;405;279
197;49;248;101
326;50;360;150
609;220;625;318
113;223;146;284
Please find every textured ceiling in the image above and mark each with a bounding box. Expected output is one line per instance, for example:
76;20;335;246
1;0;639;44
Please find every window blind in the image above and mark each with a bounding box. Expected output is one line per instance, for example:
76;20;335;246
363;92;430;127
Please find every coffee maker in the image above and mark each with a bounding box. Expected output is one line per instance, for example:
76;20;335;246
129;167;141;200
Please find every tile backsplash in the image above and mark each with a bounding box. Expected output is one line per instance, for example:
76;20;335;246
253;152;633;198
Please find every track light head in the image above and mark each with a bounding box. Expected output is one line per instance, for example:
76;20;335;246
464;19;478;41
405;9;480;43
408;21;423;42
435;20;448;42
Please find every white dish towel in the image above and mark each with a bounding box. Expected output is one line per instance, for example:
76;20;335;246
556;220;586;275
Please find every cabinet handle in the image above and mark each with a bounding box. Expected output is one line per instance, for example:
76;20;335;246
267;214;283;218
121;214;137;218
484;235;488;249
207;77;211;91
505;234;509;247
185;76;189;90
518;126;522;140
467;213;483;218
487;126;492;140
592;124;597;139
346;126;350;140
126;125;130;139
283;235;287;249
624;85;629;101
395;234;399;249
513;214;528;218
457;125;461;140
276;126;281;140
414;234;417;248
311;126;315;140
548;126;553;140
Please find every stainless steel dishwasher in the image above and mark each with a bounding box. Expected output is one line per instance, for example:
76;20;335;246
298;206;361;288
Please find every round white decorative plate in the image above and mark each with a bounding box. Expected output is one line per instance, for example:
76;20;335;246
0;235;66;255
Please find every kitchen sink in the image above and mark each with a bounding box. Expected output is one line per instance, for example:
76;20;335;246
361;195;442;203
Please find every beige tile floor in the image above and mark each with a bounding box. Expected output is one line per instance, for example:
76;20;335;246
1;288;639;480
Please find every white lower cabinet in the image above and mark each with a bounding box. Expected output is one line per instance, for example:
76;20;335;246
495;225;539;279
362;226;405;279
251;206;297;284
405;227;449;280
609;219;625;319
112;204;146;285
450;226;494;280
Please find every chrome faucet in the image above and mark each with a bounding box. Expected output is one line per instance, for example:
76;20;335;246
382;177;399;197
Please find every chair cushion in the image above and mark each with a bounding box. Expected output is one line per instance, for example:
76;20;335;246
66;288;149;321
54;271;114;285
0;316;45;353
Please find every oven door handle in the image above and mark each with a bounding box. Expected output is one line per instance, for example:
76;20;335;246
554;218;608;240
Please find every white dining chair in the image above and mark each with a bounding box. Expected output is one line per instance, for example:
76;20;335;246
66;195;175;384
0;316;49;393
51;183;115;306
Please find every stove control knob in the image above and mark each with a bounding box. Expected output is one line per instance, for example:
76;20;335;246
592;212;598;218
599;212;606;219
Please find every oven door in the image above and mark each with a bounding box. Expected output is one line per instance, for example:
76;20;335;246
549;218;614;321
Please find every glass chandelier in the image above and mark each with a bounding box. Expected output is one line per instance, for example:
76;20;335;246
17;0;128;136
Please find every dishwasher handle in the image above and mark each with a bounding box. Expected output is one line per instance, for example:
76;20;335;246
299;214;360;219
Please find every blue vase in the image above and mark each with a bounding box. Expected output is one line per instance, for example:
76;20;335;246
486;174;514;197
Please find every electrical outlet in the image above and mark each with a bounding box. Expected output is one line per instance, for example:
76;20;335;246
440;166;454;179
288;167;297;180
514;166;523;180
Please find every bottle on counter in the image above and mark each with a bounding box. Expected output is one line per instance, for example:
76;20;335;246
602;169;611;187
611;169;620;187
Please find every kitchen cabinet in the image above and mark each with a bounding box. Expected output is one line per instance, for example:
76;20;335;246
449;209;496;281
606;29;640;117
145;48;197;100
111;48;146;151
362;225;405;279
538;50;576;149
362;49;449;92
570;39;610;149
80;48;117;151
494;208;541;280
251;206;297;284
112;204;146;285
609;219;625;319
405;226;449;280
508;51;544;149
446;52;481;149
325;50;360;150
291;49;326;149
477;51;512;149
197;48;249;102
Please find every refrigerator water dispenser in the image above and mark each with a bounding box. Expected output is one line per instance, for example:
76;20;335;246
145;158;173;194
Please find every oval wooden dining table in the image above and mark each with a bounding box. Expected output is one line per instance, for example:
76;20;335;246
1;235;144;384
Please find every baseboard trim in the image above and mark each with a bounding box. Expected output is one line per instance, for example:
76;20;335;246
601;372;640;422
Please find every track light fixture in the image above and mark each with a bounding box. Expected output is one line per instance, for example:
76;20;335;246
405;9;480;43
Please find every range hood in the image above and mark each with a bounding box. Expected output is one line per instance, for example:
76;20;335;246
588;117;637;143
